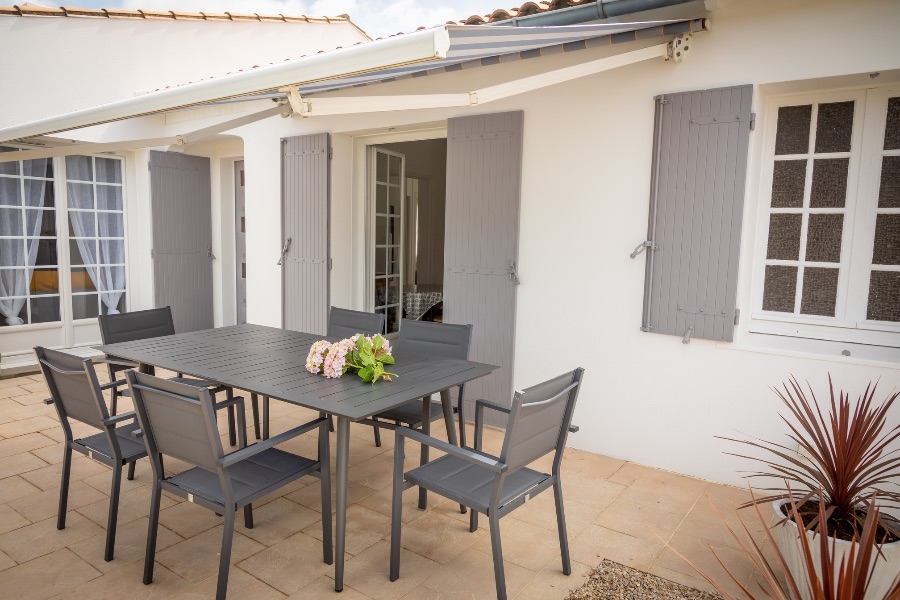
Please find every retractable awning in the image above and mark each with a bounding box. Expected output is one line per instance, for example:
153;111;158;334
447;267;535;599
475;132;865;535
0;18;708;145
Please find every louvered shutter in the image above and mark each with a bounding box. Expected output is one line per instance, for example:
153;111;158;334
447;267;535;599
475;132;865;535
640;85;753;342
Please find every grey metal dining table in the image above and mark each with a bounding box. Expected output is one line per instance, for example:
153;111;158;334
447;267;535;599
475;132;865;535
96;323;497;592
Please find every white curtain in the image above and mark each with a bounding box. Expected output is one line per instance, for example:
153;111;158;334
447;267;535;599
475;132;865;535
67;175;125;315
0;159;48;325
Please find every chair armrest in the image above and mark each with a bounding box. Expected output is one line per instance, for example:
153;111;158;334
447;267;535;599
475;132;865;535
475;399;510;415
396;426;507;473
104;411;136;426
213;395;244;411
95;356;140;369
219;416;328;468
99;379;126;391
474;399;509;452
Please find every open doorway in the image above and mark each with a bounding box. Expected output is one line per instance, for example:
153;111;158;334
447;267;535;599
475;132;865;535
369;138;447;334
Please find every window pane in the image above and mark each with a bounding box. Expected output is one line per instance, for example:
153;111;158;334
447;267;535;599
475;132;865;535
766;213;802;260
386;277;399;306
0;240;24;268
867;270;900;322
95;185;123;210
0;268;26;295
0;177;20;206
800;267;838;316
67;182;94;209
872;214;900;265
94;158;122;184
775;105;812;155
388;185;401;216
69;212;96;238
30;268;59;295
0;147;19;176
374;278;386;307
71;267;97;292
98;239;125;265
388;246;400;276
97;212;124;238
72;293;99;319
375;247;386;276
30;295;60;324
375;216;386;246
69;240;86;265
33;239;57;266
814;101;854;153
763;265;797;312
22;158;51;179
388;155;401;185
878;155;900;208
0;207;23;236
884;97;900;151
66;156;93;182
376;184;387;214
26;209;56;237
388;216;400;244
805;213;843;263
386;305;399;334
0;301;26;326
101;293;126;315
771;160;806;208
809;158;848;208
376;153;388;183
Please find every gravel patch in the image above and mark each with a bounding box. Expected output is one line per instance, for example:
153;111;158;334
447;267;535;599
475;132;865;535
566;560;722;600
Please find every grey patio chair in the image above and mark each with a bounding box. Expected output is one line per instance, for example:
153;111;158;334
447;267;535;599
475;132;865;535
127;370;332;600
34;346;148;563
99;307;241;447
249;306;385;440
389;368;584;600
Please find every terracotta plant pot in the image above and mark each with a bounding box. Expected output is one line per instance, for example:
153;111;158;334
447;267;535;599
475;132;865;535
773;500;900;600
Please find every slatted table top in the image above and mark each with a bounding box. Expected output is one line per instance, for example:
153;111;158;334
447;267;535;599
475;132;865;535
97;323;497;421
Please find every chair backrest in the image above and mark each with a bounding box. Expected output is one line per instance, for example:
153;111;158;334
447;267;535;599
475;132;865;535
98;307;175;345
34;346;108;430
126;370;223;473
327;307;385;338
397;319;473;360
500;368;584;473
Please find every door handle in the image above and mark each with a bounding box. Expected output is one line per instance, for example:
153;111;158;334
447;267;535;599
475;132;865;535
277;237;292;265
508;261;520;285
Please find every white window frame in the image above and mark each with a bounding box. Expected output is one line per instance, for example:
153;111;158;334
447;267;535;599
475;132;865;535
749;85;900;347
368;146;405;335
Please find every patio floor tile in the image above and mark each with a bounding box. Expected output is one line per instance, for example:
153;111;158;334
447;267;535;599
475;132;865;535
396;509;486;564
65;560;188;600
67;516;183;574
0;548;101;600
155;525;265;584
0;511;104;563
419;545;537;600
237;531;343;595
235;497;321;546
341;540;440;599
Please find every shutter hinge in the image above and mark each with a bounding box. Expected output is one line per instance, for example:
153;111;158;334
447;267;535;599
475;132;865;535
328;258;333;270
630;240;658;259
750;113;756;131
734;308;741;325
328;147;333;159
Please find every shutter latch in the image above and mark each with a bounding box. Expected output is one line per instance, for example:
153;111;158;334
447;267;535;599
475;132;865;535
629;240;658;259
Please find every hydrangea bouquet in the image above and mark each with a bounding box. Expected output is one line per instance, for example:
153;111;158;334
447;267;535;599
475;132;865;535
306;333;397;384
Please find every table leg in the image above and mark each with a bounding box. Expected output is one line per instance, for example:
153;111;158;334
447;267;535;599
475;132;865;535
334;416;350;592
418;397;430;509
262;396;270;440
440;389;467;514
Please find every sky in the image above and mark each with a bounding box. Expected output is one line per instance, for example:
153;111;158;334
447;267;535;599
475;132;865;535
33;0;513;38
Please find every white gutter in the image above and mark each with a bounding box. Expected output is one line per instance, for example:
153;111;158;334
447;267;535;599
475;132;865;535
0;26;451;143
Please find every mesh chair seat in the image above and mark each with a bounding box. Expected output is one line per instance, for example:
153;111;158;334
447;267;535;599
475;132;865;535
376;399;443;427
404;454;548;513
76;422;146;463
168;448;317;507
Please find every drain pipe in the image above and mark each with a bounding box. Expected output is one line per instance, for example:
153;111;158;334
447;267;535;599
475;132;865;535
489;0;700;27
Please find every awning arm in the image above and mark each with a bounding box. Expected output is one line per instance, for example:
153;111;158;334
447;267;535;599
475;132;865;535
286;36;689;118
0;104;291;163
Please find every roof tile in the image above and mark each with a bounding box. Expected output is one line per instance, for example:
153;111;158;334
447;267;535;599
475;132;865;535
0;4;350;24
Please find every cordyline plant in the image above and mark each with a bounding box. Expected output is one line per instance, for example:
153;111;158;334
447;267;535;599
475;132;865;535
657;489;900;600
720;376;900;541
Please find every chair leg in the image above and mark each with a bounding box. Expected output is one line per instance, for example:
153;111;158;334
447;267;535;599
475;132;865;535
440;390;466;514
418;398;431;510
243;504;254;529
251;394;261;440
372;417;382;448
389;435;405;582
262;396;270;440
110;388;118;417
554;479;572;575
127;460;136;481
488;513;508;600
57;445;73;530
457;386;467;449
216;508;236;600
319;422;333;565
469;508;479;533
143;481;162;585
226;388;237;447
328;415;335;432
104;464;124;561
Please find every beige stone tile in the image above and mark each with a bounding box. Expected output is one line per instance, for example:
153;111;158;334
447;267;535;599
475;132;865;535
19;382;48;395
0;511;105;563
66;560;188;600
286;477;378;513
341;540;440;599
0;398;50;422
473;518;565;572
651;529;758;596
561;471;626;511
569;524;664;569
0;503;30;535
0;451;49;480
157;500;222;539
347;455;396;490
606;462;661;487
67;516;182;574
155;525;265;584
16;392;54;406
303;505;390;556
235;497;321;546
645;563;726;596
29;444;68;464
420;546;537;600
0;432;55;458
0;377;30;390
76;483;176;529
285;574;371;599
0;386;31;399
356;483;441;524
0;547;101;600
398;587;445;600
20;455;110;491
179;567;286;600
513;558;593;600
562;450;627;479
0;474;41;504
0;415;58;438
508;490;605;538
593;496;687;543
0;547;15;572
397;510;485;564
617;472;706;516
237;531;342;596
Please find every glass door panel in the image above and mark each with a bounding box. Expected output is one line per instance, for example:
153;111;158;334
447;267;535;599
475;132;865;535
372;148;404;334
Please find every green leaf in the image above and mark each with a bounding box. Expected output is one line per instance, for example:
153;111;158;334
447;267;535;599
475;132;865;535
358;366;374;383
373;335;383;351
379;354;395;365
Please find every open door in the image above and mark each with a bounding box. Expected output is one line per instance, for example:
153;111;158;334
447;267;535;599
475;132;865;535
281;134;330;334
234;160;246;324
149;151;214;333
370;147;405;334
444;111;523;426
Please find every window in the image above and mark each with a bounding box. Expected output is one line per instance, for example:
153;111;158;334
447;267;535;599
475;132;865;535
753;87;900;345
371;148;404;334
0;147;59;326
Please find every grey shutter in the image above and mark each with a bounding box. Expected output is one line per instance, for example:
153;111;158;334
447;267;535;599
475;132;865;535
445;111;523;426
149;151;214;334
640;85;753;343
282;134;330;335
